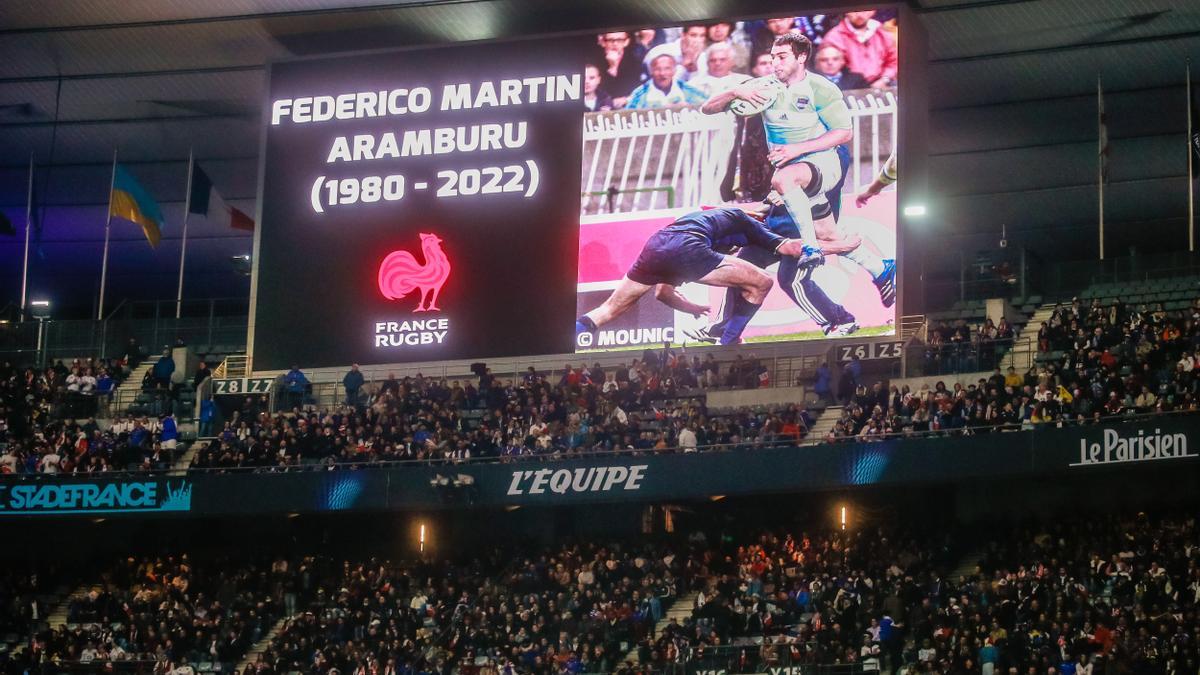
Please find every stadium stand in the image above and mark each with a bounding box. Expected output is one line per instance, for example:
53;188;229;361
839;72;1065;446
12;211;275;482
255;541;687;674
2;507;1197;674
187;359;817;471
7;295;1200;474
26;554;291;673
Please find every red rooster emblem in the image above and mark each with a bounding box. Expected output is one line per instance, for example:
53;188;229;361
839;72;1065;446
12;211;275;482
377;233;451;312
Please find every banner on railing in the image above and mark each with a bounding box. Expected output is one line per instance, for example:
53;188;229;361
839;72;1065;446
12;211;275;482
2;414;1196;518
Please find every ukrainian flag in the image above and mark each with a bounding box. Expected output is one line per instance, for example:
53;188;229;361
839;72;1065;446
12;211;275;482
110;164;164;247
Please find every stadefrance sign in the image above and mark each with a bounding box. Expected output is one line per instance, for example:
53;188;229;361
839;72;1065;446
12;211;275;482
0;480;193;515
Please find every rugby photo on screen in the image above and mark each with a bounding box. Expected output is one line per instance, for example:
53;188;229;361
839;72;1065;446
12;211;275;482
575;12;898;352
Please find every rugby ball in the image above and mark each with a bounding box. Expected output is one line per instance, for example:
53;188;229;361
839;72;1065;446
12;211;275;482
728;76;785;116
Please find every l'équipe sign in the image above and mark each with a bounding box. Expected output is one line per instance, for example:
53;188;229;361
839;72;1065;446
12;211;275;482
0;479;193;515
505;464;648;496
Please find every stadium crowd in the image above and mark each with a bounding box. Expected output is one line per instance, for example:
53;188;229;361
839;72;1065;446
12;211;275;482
23;554;292;673
876;297;1200;443
4;509;1197;675
253;541;690;675
583;14;898;112
190;351;815;472
660;511;1200;675
4;295;1200;473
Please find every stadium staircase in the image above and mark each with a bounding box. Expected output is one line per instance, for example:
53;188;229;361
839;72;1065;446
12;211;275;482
235;615;290;673
804;406;842;443
948;546;987;584
5;582;98;658
2;583;72;659
111;355;160;415
1007;303;1056;371
44;582;97;629
171;439;207;472
622;590;700;666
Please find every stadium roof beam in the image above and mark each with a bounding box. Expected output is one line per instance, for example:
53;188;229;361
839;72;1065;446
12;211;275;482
0;0;484;35
930;28;1200;64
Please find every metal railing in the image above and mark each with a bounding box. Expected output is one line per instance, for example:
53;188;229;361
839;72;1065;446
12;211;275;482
264;339;845;400
272;349;828;413
0;298;248;364
578;89;895;216
903;335;1036;377
657;643;867;675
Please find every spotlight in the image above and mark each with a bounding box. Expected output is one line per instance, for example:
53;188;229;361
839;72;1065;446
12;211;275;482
30;300;51;319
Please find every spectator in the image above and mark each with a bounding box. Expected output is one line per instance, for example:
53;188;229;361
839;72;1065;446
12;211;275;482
751;17;798;59
821;10;898;88
37;446;61;473
594;31;642;108
193;360;211;390
343;363;365;407
199;397;216;438
642;23;709;83
678;423;698;452
702;21;750;73
283;365;309;410
123;337;144;371
814;361;832;402
687;42;748;96
152;349;175;389
848;353;863;388
626;54;707;108
813;44;869;90
161;412;178;456
750;50;774;77
582;63;614;112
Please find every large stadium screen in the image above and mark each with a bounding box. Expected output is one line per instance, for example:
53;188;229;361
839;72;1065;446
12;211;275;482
253;12;899;369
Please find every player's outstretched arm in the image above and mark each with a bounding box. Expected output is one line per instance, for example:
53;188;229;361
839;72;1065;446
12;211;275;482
654;284;709;318
857;153;897;207
814;235;863;254
700;84;768;115
856;180;885;208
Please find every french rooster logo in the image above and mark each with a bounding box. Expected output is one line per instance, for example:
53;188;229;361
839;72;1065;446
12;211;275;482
377;233;451;312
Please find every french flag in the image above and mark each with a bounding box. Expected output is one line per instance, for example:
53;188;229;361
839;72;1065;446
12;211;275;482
188;162;254;231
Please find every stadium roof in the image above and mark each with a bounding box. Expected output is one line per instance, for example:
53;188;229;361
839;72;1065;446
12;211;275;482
0;0;1197;308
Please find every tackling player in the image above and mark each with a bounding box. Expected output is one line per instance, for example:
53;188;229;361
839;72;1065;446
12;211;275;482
575;204;813;347
701;31;896;308
686;200;860;343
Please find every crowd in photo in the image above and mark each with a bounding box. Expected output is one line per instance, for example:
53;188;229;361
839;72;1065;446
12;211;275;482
583;13;898;112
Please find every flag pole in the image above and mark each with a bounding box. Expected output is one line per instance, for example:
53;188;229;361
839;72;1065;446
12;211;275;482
98;150;117;321
1098;76;1105;261
18;153;33;321
1189;59;1194;253
176;148;194;319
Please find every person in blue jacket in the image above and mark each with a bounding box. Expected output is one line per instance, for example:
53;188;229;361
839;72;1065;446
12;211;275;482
284;365;309;410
